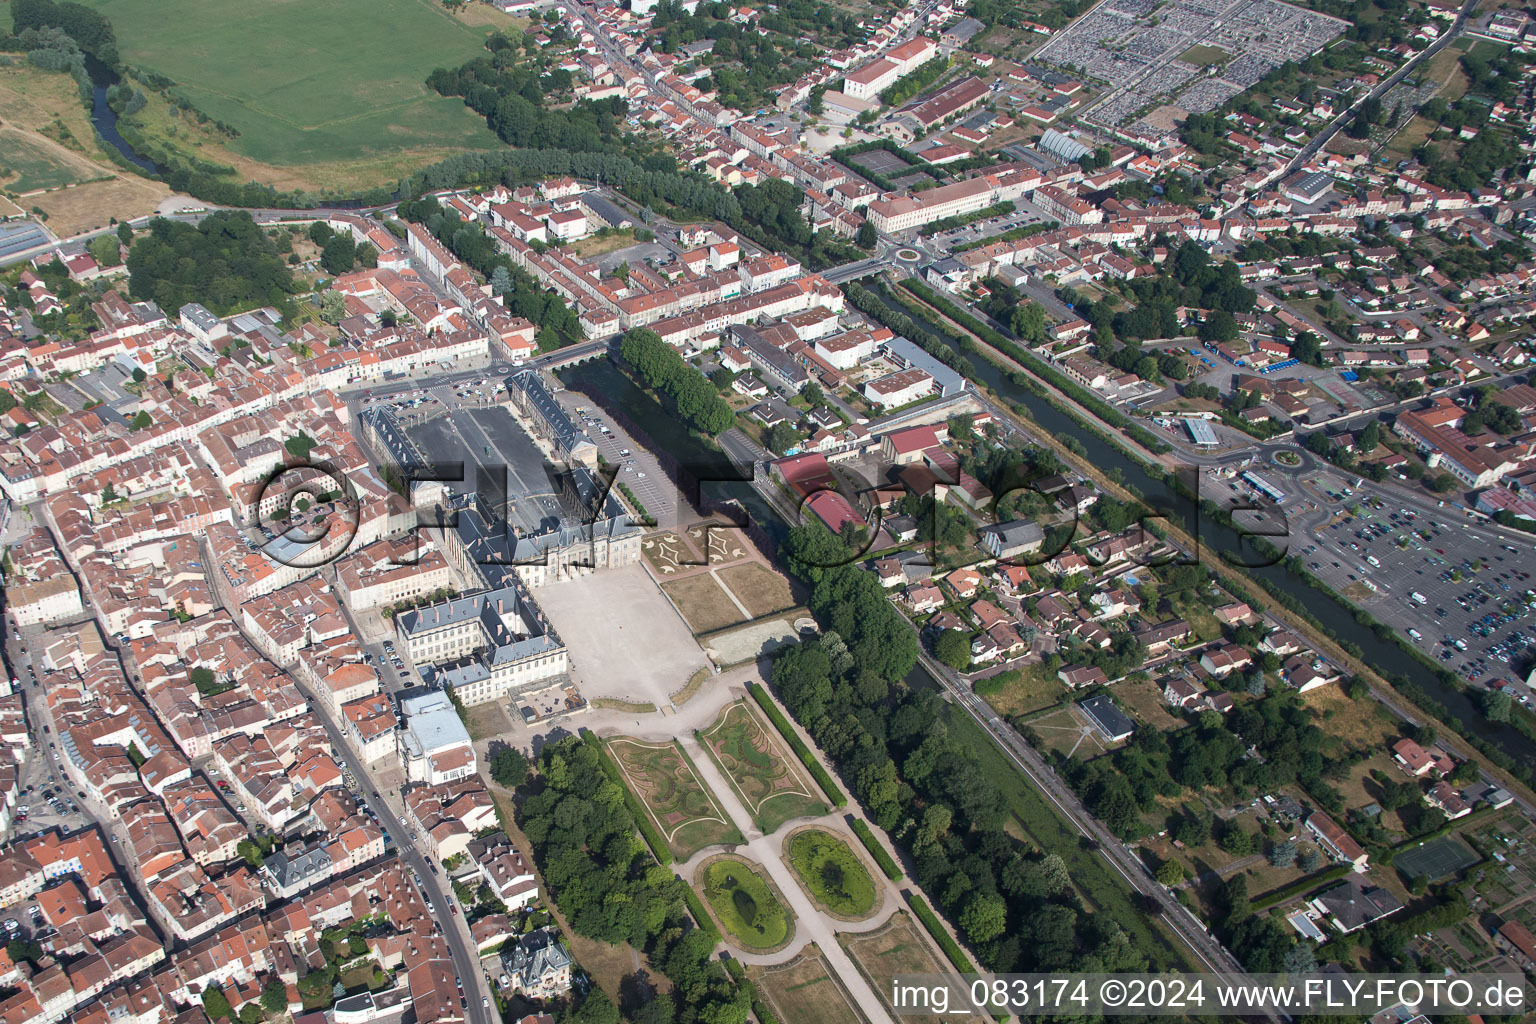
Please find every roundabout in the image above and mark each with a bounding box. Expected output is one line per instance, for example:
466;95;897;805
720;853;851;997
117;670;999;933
894;248;922;264
1272;449;1306;469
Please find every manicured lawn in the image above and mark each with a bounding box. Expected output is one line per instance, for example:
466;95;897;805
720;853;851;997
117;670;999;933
609;737;742;860
699;856;792;952
85;0;500;172
1179;43;1231;65
787;828;878;919
699;701;827;833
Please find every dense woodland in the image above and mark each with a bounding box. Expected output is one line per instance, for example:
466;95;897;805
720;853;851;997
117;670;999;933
517;735;748;1024
126;213;298;317
618;329;736;436
772;524;1152;973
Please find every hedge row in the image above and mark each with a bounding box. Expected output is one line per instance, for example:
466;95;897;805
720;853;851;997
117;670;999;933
590;735;674;866
1251;864;1350;911
908;892;977;973
750;683;847;808
850;817;903;881
682;882;722;943
721;960;782;1024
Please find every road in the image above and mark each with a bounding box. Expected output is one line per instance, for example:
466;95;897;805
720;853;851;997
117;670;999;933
1273;0;1479;182
195;542;500;1024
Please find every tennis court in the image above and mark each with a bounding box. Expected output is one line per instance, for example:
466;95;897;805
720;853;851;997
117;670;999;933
1395;835;1480;881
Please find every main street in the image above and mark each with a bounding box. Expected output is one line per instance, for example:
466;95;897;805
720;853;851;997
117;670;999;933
197;538;501;1024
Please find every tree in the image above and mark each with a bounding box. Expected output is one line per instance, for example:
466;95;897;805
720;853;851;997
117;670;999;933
489;266;512;296
101;482;119;504
490;747;530;787
856;220;877;248
934;629;971;670
202;987;233;1021
238;1005;262;1024
308;221;333;247
1358;419;1381;453
1156;858;1185;885
117;222;133;246
1430;473;1458;494
88;232;121;267
1220;825;1254;856
1268;841;1297;868
1481;688;1513;723
960;892;1008;944
766;421;800;455
319;290;347;325
1297;847;1324;872
130;410;152;430
261;981;289;1014
321;235;358;276
237;838;264;868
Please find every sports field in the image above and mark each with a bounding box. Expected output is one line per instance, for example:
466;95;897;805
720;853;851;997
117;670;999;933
85;0;501;179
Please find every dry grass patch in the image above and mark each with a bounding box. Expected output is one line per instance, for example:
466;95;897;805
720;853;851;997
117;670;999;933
463;701;510;742
1114;676;1188;731
841;912;953;1024
662;573;748;634
29;177;170;236
1029;704;1111;759
1304;685;1400;749
718;562;795;619
978;662;1066;717
570;229;639;259
753;948;869;1024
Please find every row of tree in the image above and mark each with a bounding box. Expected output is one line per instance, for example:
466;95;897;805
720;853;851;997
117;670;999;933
618;329;735;436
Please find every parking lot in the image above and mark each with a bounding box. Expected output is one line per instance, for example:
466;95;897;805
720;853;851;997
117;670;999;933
1298;498;1536;688
555;394;683;529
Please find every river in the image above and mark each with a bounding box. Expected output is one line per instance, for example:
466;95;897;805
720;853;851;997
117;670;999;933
84;54;160;175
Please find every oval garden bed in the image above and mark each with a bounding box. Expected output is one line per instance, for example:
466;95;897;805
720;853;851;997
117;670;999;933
784;826;881;921
696;854;795;953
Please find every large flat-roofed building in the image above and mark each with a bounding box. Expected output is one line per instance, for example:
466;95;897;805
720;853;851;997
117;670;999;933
394;581;568;707
398;691;477;784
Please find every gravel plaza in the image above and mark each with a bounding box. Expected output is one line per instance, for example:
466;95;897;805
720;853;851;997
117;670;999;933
531;562;711;708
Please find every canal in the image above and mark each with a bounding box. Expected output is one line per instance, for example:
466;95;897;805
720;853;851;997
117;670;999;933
562;328;1531;771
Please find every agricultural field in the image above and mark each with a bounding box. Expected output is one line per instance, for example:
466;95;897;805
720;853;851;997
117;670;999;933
0;131;103;194
785;827;880;920
841;913;953;1024
699;701;826;833
608;737;742;860
83;0;503;190
697;854;794;952
752;949;870;1024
